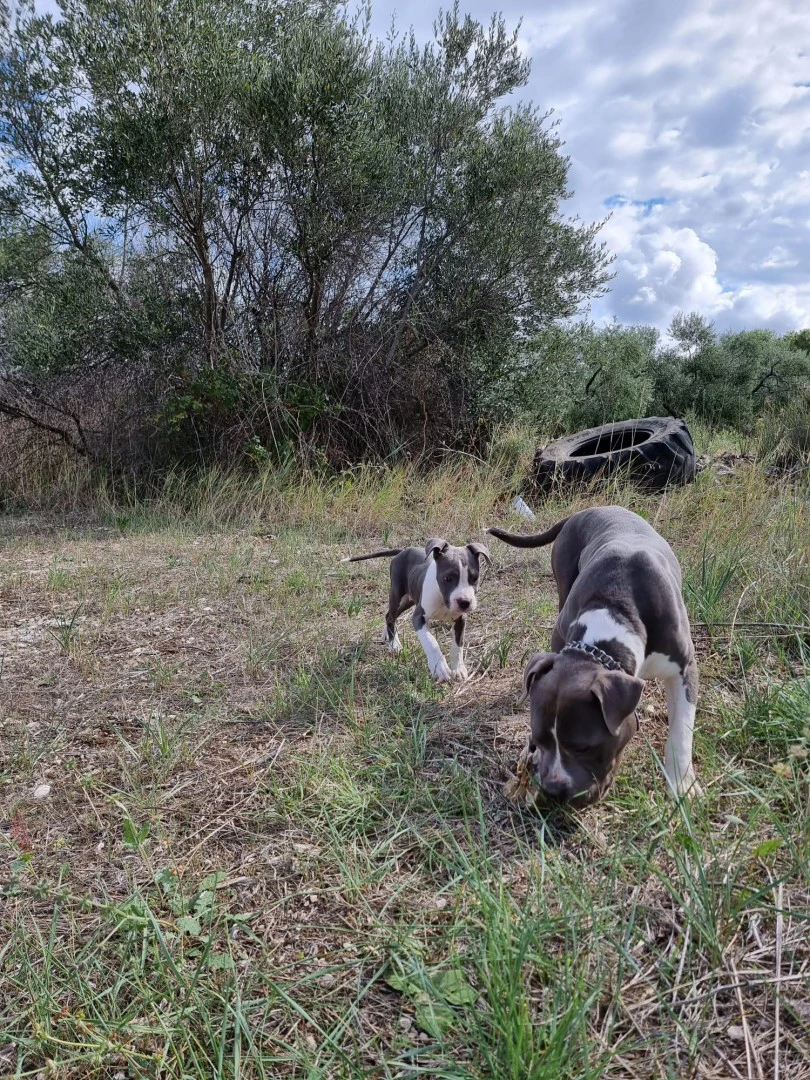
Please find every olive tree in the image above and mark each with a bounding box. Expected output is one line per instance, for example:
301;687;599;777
1;0;612;466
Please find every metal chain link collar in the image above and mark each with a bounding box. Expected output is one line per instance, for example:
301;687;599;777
562;638;624;672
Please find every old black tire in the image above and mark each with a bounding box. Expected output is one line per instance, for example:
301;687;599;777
532;417;696;493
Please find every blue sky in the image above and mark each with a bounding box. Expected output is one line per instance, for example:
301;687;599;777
32;0;810;334
365;0;810;334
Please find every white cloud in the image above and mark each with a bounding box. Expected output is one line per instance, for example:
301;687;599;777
761;247;799;270
369;0;810;334
592;197;810;333
597;203;732;324
730;284;810;332
525;0;810;331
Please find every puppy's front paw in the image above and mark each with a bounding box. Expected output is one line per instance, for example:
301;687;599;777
450;663;469;682
431;658;452;683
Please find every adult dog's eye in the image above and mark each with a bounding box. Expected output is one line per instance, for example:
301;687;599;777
566;741;593;755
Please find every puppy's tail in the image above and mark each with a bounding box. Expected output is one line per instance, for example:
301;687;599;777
486;517;569;549
341;548;403;564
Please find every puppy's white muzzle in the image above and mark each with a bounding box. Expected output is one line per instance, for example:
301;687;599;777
449;588;476;615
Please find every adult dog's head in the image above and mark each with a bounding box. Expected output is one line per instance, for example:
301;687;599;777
519;650;644;806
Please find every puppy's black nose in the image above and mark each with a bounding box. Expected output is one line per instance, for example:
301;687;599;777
456;598;471;611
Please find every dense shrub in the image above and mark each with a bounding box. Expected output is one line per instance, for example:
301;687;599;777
756;393;810;469
526;322;658;434
652;316;810;429
522;315;810;441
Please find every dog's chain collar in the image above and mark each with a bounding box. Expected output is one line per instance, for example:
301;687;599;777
562;638;624;672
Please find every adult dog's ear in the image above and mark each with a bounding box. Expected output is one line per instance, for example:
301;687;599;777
592;670;645;735
425;538;449;560
466;542;491;565
517;652;555;705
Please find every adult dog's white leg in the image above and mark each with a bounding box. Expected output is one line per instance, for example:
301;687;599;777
663;663;701;797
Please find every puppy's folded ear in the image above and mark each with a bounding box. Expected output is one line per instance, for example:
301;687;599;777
466;542;491;565
517;652;555;705
592;670;645;735
425;538;449;560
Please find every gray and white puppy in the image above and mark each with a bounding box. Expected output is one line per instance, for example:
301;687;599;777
342;539;490;682
488;506;700;805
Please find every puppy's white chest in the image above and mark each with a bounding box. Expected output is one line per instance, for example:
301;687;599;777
420;561;451;620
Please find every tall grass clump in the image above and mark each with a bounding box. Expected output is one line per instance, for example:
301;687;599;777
756;395;810;471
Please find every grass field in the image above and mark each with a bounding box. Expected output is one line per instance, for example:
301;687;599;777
1;447;809;1078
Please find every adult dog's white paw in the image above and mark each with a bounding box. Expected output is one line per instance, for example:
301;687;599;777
666;768;703;800
450;663;469;682
387;632;403;656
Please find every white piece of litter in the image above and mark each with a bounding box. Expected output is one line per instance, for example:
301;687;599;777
512;496;537;521
33;784;51;799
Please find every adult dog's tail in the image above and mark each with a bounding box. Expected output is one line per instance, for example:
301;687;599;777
341;548;403;564
486;517;569;548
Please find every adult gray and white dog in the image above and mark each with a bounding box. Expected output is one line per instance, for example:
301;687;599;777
342;539;490;683
488;506;700;805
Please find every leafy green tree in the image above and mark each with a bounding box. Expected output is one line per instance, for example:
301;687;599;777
1;0;612;465
567;323;657;429
786;329;810;355
63;0;281;369
0;2;121;295
653;318;810;428
524;322;657;434
668;311;715;358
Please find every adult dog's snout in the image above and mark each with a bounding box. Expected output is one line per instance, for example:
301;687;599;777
540;776;574;803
